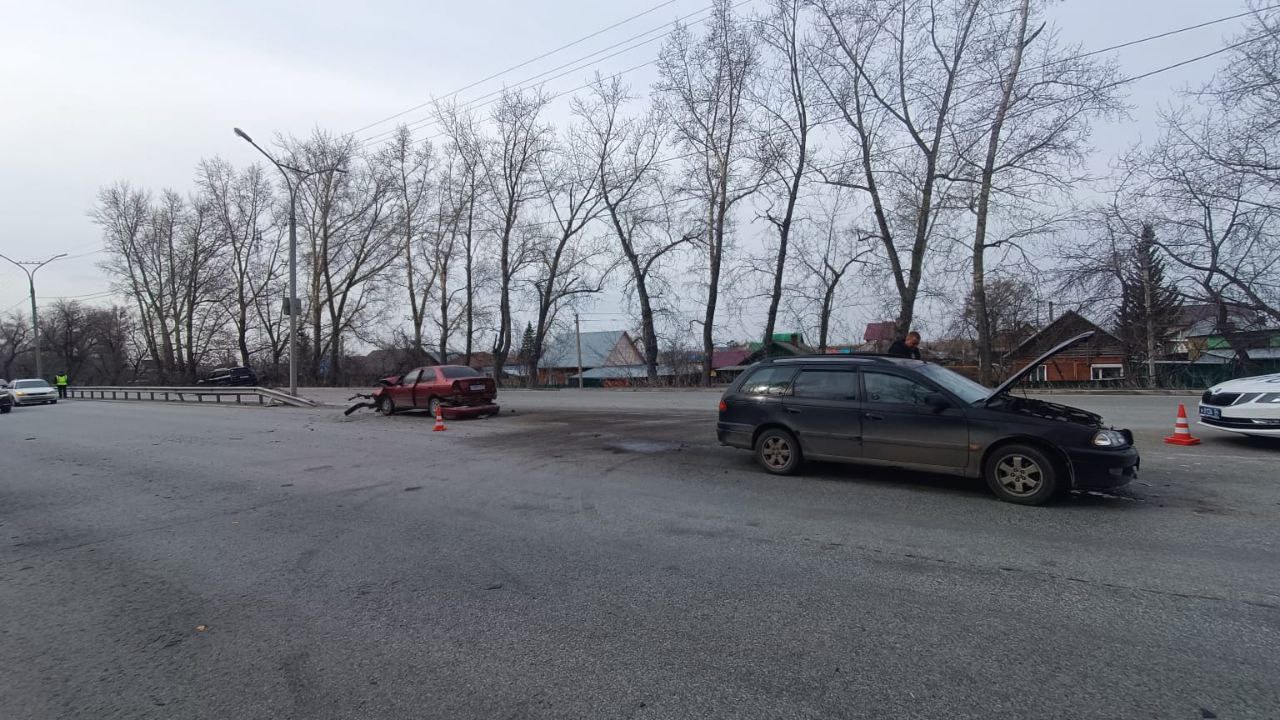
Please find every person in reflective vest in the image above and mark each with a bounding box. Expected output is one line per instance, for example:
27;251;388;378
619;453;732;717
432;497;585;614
55;371;69;399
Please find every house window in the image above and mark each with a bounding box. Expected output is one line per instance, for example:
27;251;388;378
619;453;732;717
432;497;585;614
1091;364;1124;381
1031;365;1048;382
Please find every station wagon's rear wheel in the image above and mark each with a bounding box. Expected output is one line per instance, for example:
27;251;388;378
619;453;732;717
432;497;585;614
427;396;442;416
755;428;803;476
378;395;395;416
984;444;1058;505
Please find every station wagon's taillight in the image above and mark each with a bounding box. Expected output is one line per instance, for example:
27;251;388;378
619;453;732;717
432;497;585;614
719;400;728;412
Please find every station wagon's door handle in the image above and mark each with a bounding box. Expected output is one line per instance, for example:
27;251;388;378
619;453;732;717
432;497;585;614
864;413;884;421
787;408;802;414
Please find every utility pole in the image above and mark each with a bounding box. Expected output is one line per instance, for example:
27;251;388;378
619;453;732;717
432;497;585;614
0;252;66;379
234;127;344;396
575;313;584;390
1140;224;1158;387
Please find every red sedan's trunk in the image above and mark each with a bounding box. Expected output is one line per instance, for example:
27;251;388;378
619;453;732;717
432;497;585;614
450;377;497;405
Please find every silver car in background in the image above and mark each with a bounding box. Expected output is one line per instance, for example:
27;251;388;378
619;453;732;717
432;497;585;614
10;378;58;406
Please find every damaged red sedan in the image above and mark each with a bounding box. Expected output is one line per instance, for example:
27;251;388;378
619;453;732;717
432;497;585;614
372;365;499;418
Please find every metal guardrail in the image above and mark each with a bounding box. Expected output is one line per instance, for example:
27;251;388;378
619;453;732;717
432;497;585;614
66;386;317;408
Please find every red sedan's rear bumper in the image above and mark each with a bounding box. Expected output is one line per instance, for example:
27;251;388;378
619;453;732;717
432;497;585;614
441;403;500;419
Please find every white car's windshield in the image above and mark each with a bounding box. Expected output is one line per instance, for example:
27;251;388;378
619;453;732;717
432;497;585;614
914;364;991;404
14;380;51;389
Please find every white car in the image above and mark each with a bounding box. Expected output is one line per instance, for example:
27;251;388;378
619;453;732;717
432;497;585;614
1198;373;1280;437
9;378;58;406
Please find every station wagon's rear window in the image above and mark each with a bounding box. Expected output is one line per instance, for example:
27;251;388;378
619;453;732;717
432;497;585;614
740;367;796;396
792;370;858;400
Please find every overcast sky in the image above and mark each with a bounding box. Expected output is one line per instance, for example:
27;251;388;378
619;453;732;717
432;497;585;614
0;0;1250;337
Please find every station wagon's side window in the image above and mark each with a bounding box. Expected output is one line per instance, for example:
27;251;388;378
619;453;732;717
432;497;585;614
792;370;858;400
740;367;796;396
402;369;422;385
862;371;933;406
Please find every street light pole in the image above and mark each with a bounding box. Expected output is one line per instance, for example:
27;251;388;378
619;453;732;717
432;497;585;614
0;252;66;379
234;127;343;396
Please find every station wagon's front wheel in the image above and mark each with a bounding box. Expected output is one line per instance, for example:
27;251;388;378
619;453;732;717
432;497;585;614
984;444;1059;505
755;428;802;476
377;395;395;416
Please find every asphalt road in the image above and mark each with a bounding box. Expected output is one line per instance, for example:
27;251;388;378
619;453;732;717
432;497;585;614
2;394;1278;719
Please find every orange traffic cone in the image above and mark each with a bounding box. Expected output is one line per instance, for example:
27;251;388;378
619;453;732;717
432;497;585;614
1164;404;1200;446
433;406;447;432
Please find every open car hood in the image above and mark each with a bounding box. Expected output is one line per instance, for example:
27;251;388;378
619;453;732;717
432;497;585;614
986;331;1095;401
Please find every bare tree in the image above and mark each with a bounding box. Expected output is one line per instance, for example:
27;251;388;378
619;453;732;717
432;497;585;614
789;190;872;351
434;102;488;365
1124;135;1280;332
198;158;278;368
427;151;473;365
380;126;438;364
575;75;694;383
1192;2;1280;194
752;0;819;347
290;131;399;384
523;140;608;388
475;88;554;383
0;311;31;379
949;275;1041;366
955;0;1121;383
655;0;758;386
1054;203;1133;317
35;301;137;384
94;184;224;382
812;0;984;337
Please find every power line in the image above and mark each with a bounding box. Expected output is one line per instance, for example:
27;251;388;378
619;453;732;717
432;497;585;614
358;2;732;146
1065;4;1277;62
349;0;684;137
357;2;732;148
38;290;116;301
358;21;687;148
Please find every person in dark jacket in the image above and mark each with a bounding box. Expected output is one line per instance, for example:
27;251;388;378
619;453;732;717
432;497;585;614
887;331;922;359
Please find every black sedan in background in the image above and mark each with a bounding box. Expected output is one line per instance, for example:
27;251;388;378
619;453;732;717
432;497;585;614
717;332;1138;505
197;367;258;387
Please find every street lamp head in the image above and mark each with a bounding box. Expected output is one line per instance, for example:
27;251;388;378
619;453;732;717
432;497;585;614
234;127;254;143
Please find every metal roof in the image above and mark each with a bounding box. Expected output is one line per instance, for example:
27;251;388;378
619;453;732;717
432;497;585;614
1193;348;1280;364
540;330;638;369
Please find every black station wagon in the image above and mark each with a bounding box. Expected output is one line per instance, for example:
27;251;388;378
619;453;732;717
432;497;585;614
717;332;1139;505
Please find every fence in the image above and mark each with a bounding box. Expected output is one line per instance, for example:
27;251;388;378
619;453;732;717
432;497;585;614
66;386;317;408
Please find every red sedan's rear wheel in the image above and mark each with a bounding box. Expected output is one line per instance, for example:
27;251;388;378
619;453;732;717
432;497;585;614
428;397;442;415
377;395;395;416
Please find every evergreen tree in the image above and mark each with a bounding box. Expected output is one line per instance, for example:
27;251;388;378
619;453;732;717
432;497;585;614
1115;224;1182;383
517;322;536;367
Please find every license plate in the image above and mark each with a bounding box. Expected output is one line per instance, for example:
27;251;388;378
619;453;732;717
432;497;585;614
1199;406;1221;419
470;384;486;391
